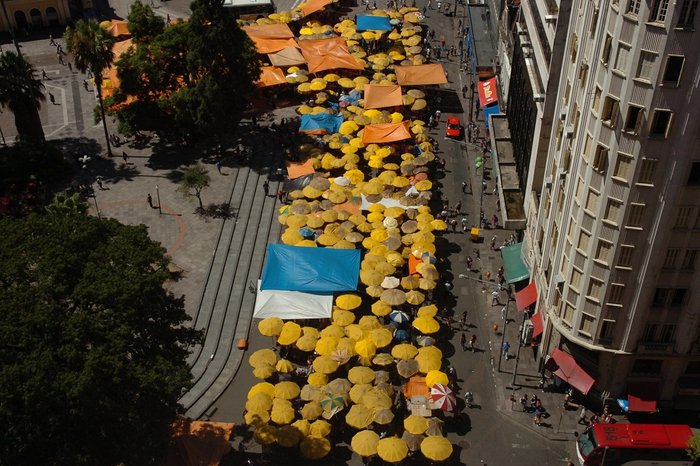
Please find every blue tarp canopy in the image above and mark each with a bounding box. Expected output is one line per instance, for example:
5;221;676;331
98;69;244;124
299;113;344;135
356;16;393;31
500;242;530;284
261;244;360;292
483;103;502;129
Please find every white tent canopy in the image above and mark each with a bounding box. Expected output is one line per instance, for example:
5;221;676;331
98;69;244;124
253;281;333;319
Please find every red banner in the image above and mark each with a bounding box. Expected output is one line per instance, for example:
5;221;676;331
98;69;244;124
477;77;498;108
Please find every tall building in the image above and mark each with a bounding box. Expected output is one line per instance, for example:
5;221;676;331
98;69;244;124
521;0;700;409
0;0;81;33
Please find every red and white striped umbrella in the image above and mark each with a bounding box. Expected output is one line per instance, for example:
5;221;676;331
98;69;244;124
430;383;457;411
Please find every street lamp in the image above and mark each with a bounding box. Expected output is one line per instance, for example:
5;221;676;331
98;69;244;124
155;185;162;214
509;308;528;388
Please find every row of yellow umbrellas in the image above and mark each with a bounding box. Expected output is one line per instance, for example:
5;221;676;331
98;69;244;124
350;430;453;462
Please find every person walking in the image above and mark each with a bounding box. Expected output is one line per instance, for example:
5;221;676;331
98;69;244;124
454;201;462;215
502;341;510;360
460;311;467;330
578;406;588;425
147;193;153;208
491;290;500;305
490;235;497;250
491;214;498;228
215;159;222;174
49;34;55;46
263;180;270;196
460;333;467;351
96;176;104;190
461;180;467;193
122;151;128;163
277;190;284;203
49;93;56;105
469;334;476;351
461;216;468;232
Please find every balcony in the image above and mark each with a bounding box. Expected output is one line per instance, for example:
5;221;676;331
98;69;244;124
637;341;675;354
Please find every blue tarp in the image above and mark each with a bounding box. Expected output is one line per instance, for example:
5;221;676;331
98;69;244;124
483;103;502;129
299;113;344;134
261;244;360;292
356;16;393;31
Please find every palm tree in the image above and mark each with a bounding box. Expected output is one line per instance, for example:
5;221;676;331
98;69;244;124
65;19;116;157
0;52;46;144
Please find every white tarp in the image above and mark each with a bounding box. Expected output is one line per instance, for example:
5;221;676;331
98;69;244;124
359;192;419;211
253;281;333;319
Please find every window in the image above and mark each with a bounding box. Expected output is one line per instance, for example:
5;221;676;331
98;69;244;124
600;320;615;340
628;203;645;227
627;0;641;15
670;288;687;307
636;51;656;80
593;145;609;173
643;323;659;341
659;324;677;342
618;246;634;267
663;248;680;269
578;230;591;251
601;96;620;126
623;105;644;134
578;63;589;88
562;302;575;325
570;267;583;290
609;283;625;304
638;158;657;184
662;56;685;85
596;241;612;263
590;8;599;36
649;110;673;138
649;0;670;22
681;250;697;270
614;43;630;73
579;313;596;335
675;206;693;228
614;154;632;180
652;288;669;307
583;133;593;161
567;217;576;240
575;177;585;204
570;33;579;63
585;190;599;212
677;0;699;27
632;359;662;375
688;162;700;185
587;279;604;301
604;199;622;223
602;34;613;64
592;87;601;114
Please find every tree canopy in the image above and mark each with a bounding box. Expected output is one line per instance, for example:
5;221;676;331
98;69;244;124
115;0;261;139
0;213;200;465
0;52;46;144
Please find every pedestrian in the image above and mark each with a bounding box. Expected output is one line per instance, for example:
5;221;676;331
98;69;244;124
461;216;468;232
461;180;467;193
263;180;270;196
460;311;467;330
96;176;104;190
49;93;55;104
491;235;497;250
462;84;467;99
166;13;171;22
427;0;432;9
83;80;89;91
58;54;64;65
482;180;487;192
147;193;153;208
434;109;441;120
491;214;498;228
41;68;48;80
519;394;528;411
450;218;457;232
501;305;507;321
492;185;497;195
469;334;476;351
460;333;467;351
578;406;587;425
49;34;55;46
466;256;473;270
277;190;284;202
491;290;500;305
454;201;462;215
215;159;222;174
122;151;128;163
502;341;510;360
440;36;445;47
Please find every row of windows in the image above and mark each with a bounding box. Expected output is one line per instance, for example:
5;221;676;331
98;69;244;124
663;249;698;269
601;39;685;86
593;92;675;139
622;0;698;28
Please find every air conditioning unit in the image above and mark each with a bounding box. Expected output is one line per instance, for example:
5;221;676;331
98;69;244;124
533;94;545;102
559;170;568;179
544;176;552;187
559;107;568;119
564;126;574;138
544;14;557;23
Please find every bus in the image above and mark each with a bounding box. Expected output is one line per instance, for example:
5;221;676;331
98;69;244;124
576;423;695;465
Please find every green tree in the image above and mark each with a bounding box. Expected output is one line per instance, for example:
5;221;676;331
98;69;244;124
178;163;210;209
45;191;89;215
688;433;700;461
0;214;200;465
126;0;165;43
0;52;46;144
64;20;116;157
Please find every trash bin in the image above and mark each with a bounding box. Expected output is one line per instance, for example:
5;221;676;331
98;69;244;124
470;227;480;241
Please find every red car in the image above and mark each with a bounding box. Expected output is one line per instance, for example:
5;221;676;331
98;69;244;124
445;116;462;138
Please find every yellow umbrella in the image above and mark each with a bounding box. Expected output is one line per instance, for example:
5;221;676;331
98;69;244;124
313;355;339;374
292;419;311;437
404;415;429;435
303;326;320;338
355;338;377;358
307;372;328;387
416;354;441;373
333;309;356;326
276;358;295;373
258;317;284;336
405;290;425;305
344;324;365;341
349;383;372;404
373;353;395;366
338;77;355;88
431;219;448;231
351;430;380;456
277;424;303;447
296;335;318;352
412;316;440;334
309;419;332;438
348;366;376;384
248;382;276;399
270;405;295;425
315;336;339;356
373;408;395;425
249;348;278;368
418;345;443;359
361;387;393;410
275;381;301;400
246;393;273;413
359;315;382;330
366;284;384;297
301;401;324;421
419;278;437;290
336;293;362;310
245;410;270;427
370;228;389;242
320;324;345;339
278;321;303;345
416;263;439;280
381;288;406;306
391;343;418;360
300;436;331;459
254;424;278;445
345;404;374;430
370;327;393;348
414;180;432;191
384;206;405;218
417;304;438;317
401;275;420;290
425;370;449;388
360;269;384;287
377;437;409;463
371;300;392;317
420;435;453;461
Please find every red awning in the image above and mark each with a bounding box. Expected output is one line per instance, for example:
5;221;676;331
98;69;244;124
546;349;596;395
530;312;543;338
515;282;537;311
628;382;658;413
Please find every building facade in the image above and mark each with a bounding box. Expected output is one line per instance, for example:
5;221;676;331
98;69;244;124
0;0;79;33
524;0;700;408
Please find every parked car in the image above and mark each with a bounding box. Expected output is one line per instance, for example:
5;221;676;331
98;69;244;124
445;116;462;138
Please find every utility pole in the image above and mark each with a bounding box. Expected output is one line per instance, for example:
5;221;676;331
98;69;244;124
510;310;527;387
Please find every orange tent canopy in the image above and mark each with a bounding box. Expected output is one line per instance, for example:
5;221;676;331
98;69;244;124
256;66;287;87
102;38;134;96
394;64;448;86
268;46;307;67
250;37;299;54
363;84;403;109
361;121;412;144
286;159;316;179
298;37;364;74
108;21;130;38
242;23;294;39
300;0;334;16
404;375;430;398
334;200;361;215
408;255;421;276
165;418;234;466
